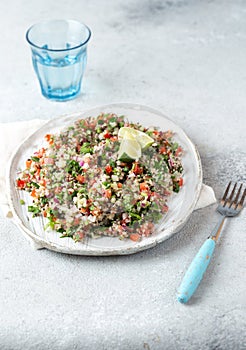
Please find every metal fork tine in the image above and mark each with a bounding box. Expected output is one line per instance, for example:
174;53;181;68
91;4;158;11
223;183;237;207
225;182;237;207
237;188;246;209
230;183;242;208
221;181;231;205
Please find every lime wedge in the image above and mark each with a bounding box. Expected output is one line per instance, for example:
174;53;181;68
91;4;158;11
118;138;141;161
120;129;136;140
118;127;138;139
135;130;154;150
118;127;154;150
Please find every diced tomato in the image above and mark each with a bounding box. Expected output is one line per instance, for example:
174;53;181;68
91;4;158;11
76;175;85;184
129;233;141;242
87;199;92;206
80;207;89;215
153;130;159;136
36;148;46;158
104;189;112;198
31;189;37;197
132;162;143;175
159;146;167;154
26;159;32;169
43;211;47;218
39;179;46;186
91;207;100;216
105;165;112;174
179;177;184;187
117;183;122;188
175;146;182;156
104;132;112;139
16;179;26;189
110;136;118;141
45;134;51;142
45;134;54;145
140;183;149;191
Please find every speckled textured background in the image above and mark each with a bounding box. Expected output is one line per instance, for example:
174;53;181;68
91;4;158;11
0;0;246;349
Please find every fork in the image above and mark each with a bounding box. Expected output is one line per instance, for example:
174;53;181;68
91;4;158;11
177;182;246;304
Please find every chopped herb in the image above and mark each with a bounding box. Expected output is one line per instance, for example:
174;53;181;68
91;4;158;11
31;182;40;189
80;142;93;154
78;186;87;194
28;205;41;216
57;228;65;233
102;181;111;189
31;156;40;162
171;142;179;152
173;183;180;193
40;197;48;205
129;212;141;220
65;160;82;176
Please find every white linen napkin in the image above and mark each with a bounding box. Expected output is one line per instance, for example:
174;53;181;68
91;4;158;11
0;120;217;240
0;119;46;217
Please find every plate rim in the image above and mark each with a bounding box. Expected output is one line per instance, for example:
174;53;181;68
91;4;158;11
7;103;203;255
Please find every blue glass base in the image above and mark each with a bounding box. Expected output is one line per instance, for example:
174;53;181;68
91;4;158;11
41;86;81;102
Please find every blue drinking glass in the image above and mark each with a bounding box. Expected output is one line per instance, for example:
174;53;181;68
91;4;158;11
26;20;91;101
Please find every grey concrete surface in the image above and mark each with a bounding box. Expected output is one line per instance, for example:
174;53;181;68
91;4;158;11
0;0;246;349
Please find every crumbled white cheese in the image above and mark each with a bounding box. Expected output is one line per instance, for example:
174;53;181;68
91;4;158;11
111;175;119;182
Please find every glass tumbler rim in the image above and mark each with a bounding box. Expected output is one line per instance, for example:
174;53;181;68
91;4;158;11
26;19;91;52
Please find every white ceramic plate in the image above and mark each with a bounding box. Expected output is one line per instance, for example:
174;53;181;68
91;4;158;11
7;103;202;255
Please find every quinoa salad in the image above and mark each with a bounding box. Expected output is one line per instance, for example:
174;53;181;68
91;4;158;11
16;113;184;242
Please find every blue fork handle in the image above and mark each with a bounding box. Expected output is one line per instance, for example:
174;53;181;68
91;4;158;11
176;238;216;303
